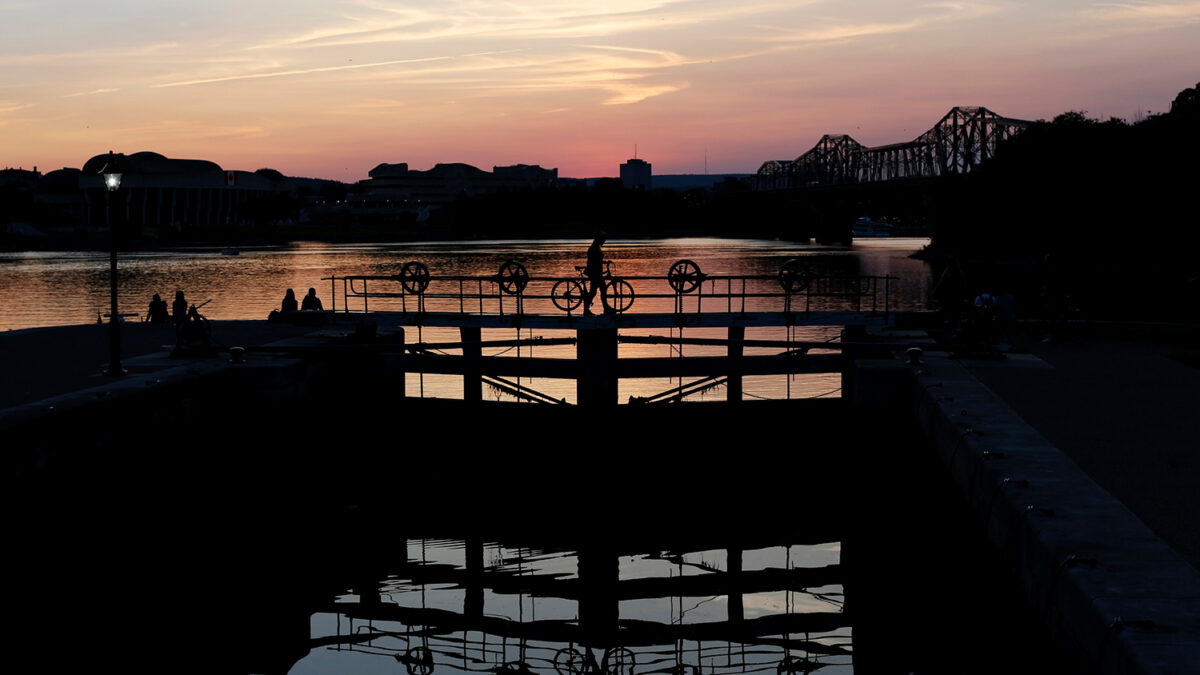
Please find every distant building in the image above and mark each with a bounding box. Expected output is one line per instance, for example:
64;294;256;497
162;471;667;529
0;167;40;190
620;158;652;190
650;174;754;192
78;151;282;229
352;162;557;210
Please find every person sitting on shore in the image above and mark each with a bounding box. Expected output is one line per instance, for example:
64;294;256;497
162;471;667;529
301;287;323;311
146;293;170;323
172;290;188;325
174;304;214;356
281;288;298;312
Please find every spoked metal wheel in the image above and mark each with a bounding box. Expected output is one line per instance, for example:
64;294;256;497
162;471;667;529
667;259;703;294
400;261;431;294
778;258;814;293
497;260;529;295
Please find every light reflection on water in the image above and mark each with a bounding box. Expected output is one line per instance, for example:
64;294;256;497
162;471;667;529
0;238;931;402
301;538;850;675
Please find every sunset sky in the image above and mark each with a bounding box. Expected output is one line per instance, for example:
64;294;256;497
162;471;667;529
2;1;1198;179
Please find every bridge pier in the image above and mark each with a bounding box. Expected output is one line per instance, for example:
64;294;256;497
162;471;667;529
727;546;744;622
461;326;482;403
577;547;619;638
577;327;618;408
727;326;744;403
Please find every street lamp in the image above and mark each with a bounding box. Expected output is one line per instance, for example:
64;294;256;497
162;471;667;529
99;150;126;376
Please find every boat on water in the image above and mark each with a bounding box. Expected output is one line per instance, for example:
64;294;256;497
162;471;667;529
852;217;894;238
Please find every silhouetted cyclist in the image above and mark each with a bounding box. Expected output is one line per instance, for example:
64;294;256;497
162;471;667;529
583;234;611;315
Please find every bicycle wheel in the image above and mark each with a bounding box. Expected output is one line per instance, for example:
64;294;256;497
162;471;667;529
551;279;585;312
607;278;635;313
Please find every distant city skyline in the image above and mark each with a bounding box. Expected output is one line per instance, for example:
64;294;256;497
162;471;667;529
2;1;1197;180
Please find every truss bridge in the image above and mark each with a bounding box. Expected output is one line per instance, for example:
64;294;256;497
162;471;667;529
757;106;1031;189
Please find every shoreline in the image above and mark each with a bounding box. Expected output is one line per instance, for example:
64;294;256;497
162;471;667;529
1;229;815;253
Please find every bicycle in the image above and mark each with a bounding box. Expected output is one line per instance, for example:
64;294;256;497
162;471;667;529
551;260;635;314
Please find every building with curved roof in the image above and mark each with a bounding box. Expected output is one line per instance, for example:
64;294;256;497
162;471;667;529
80;151;282;229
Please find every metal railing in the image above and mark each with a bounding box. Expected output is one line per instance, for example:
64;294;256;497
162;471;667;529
321;258;895;320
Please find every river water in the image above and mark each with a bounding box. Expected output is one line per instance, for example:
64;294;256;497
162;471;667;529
0;237;931;330
3;237;1078;673
298;537;852;675
0;237;932;403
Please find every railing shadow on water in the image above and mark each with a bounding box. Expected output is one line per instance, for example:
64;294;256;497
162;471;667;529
304;536;851;675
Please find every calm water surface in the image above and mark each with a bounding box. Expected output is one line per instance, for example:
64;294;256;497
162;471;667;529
296;538;849;675
4;237;1074;674
0;237;932;402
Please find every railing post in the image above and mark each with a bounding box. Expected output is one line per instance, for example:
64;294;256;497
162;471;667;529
728;325;744;403
461;326;482;403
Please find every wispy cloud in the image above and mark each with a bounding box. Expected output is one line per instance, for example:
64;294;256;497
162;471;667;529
340;97;410;110
97;119;270;141
5;42;180;66
64;88;119;98
756;19;924;43
0;102;33;114
290;44;696;106
754;1;1002;45
253;1;806;49
1067;1;1200;40
151;55;455;88
602;82;688;105
1084;1;1200;22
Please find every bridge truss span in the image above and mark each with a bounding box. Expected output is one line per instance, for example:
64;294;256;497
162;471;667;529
757;106;1031;188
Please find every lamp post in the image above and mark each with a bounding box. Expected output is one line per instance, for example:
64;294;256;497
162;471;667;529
99;151;126;376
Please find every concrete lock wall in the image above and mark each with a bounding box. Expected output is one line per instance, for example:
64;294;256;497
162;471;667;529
853;357;1200;674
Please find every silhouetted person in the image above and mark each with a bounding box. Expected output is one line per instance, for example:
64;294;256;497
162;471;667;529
175;304;213;356
583;235;611;315
172;290;188;325
281;288;298;312
146;293;169;323
932;255;968;328
301;287;323;311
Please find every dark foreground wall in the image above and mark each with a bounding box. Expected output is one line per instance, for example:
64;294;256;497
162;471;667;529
1;344;1082;674
854;356;1200;674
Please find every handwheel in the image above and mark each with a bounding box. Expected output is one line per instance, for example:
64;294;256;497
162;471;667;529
667;259;703;293
497;260;529;295
778;258;814;293
400;261;431;294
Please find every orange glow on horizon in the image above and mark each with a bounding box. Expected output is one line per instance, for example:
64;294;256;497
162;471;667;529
3;1;1198;180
